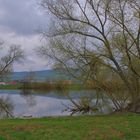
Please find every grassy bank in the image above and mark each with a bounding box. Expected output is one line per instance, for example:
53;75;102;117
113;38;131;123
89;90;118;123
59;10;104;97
0;114;139;140
0;84;21;90
0;83;86;91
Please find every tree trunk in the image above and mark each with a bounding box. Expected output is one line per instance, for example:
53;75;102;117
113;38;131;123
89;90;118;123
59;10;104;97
126;98;140;113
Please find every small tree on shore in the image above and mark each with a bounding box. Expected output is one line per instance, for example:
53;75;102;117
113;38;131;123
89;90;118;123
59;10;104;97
0;42;24;79
0;41;24;117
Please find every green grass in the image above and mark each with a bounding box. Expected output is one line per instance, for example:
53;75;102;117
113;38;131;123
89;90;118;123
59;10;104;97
0;84;21;90
0;114;139;140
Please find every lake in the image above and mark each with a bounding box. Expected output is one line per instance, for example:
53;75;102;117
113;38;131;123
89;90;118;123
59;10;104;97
0;90;99;118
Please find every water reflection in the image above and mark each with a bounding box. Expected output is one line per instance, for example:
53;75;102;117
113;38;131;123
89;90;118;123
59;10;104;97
20;89;36;107
0;96;14;118
62;97;99;116
0;90;94;118
0;90;111;118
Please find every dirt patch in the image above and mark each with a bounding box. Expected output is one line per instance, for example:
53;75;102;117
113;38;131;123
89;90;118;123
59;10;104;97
110;128;124;137
12;124;44;132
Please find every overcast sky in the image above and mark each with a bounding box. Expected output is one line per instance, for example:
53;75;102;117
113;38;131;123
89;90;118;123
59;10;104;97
0;0;50;72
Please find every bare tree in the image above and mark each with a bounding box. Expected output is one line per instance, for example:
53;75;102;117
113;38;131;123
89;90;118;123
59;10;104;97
40;0;140;113
0;43;24;79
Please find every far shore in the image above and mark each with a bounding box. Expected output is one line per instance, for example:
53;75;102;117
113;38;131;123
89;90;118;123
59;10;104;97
0;82;93;91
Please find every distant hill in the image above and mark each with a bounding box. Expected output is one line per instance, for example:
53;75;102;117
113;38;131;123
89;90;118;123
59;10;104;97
8;70;73;82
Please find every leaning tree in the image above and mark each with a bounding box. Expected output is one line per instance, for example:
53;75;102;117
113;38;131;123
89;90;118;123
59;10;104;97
40;0;140;113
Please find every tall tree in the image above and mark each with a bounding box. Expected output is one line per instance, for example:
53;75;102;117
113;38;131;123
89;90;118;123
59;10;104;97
40;0;140;113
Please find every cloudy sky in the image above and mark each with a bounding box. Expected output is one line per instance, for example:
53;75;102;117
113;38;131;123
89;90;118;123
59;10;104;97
0;0;50;72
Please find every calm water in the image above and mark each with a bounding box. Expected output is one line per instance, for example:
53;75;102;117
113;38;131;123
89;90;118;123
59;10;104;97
0;90;96;118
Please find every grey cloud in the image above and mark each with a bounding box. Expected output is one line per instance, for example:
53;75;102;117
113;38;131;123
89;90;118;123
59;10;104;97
0;0;51;71
0;0;49;36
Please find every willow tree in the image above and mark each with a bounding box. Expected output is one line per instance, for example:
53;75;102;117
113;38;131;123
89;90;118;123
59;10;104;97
40;0;140;113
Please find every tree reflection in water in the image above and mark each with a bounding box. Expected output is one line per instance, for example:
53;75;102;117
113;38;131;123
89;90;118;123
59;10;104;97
62;96;99;116
0;96;14;118
20;89;36;107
